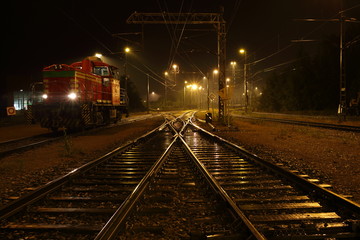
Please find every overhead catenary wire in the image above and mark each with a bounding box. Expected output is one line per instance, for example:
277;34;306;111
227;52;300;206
249;11;341;66
127;61;166;86
57;7;114;54
157;0;193;70
57;4;169;88
226;0;243;34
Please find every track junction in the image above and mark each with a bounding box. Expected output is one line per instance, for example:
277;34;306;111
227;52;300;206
0;112;359;239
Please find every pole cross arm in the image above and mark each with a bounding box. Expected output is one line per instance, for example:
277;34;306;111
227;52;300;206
293;18;359;23
126;12;224;24
126;11;227;120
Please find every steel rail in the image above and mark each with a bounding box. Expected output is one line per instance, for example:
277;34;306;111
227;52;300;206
0;114;163;159
190;122;360;218
0;132;56;145
0;138;60;159
235;115;360;132
0;121;166;220
96;117;265;240
179;135;267;240
94;133;178;240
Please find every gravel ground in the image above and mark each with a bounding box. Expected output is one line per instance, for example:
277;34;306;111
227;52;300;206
0;116;164;207
196;114;360;204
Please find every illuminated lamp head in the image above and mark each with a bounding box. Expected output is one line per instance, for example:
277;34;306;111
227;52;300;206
68;92;77;100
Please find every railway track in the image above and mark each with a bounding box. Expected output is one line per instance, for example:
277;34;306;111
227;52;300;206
95;114;261;239
233;114;360;132
0;132;62;159
0;120;172;239
183;120;360;239
1;113;359;239
0;113;161;159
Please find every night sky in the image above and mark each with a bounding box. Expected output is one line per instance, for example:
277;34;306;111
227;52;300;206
2;0;359;100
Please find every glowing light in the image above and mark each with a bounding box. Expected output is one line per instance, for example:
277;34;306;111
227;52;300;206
213;69;218;74
42;94;48;99
68;92;77;100
191;84;198;90
239;49;245;54
125;47;130;53
95;53;102;58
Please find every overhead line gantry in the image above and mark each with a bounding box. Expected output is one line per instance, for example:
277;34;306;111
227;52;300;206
126;11;227;120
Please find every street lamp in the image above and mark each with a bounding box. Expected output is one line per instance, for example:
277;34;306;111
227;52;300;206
230;61;237;105
184;80;188;108
239;48;248;113
203;76;209;110
147;74;150;113
212;69;218;117
164;71;169;108
172;64;179;85
124;47;131;103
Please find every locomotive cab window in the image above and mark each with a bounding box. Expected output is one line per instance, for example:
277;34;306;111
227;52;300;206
94;66;110;76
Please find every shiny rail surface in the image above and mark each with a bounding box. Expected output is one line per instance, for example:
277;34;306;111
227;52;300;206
96;117;264;240
2;113;359;239
234;114;360;132
0;133;62;158
0;121;172;239
184;121;360;239
0;114;163;159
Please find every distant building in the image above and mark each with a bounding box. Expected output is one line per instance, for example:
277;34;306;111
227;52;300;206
13;90;31;110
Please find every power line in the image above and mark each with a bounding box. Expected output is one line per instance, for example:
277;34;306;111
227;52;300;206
340;3;360;13
57;7;114;54
249;12;340;66
226;0;243;34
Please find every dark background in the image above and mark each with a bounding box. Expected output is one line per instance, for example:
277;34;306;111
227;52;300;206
2;0;359;110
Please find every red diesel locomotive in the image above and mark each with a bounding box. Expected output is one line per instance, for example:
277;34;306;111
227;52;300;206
29;56;128;131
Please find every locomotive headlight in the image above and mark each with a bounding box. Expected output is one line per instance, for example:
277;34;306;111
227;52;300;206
42;94;48;99
68;92;77;100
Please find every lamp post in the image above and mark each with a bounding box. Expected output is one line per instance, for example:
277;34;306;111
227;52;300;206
164;71;168;108
212;69;218;118
239;49;248;113
203;76;209;111
147;74;150;113
226;77;230;104
183;80;188;109
124;47;131;103
172;64;179;82
230;61;237;105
